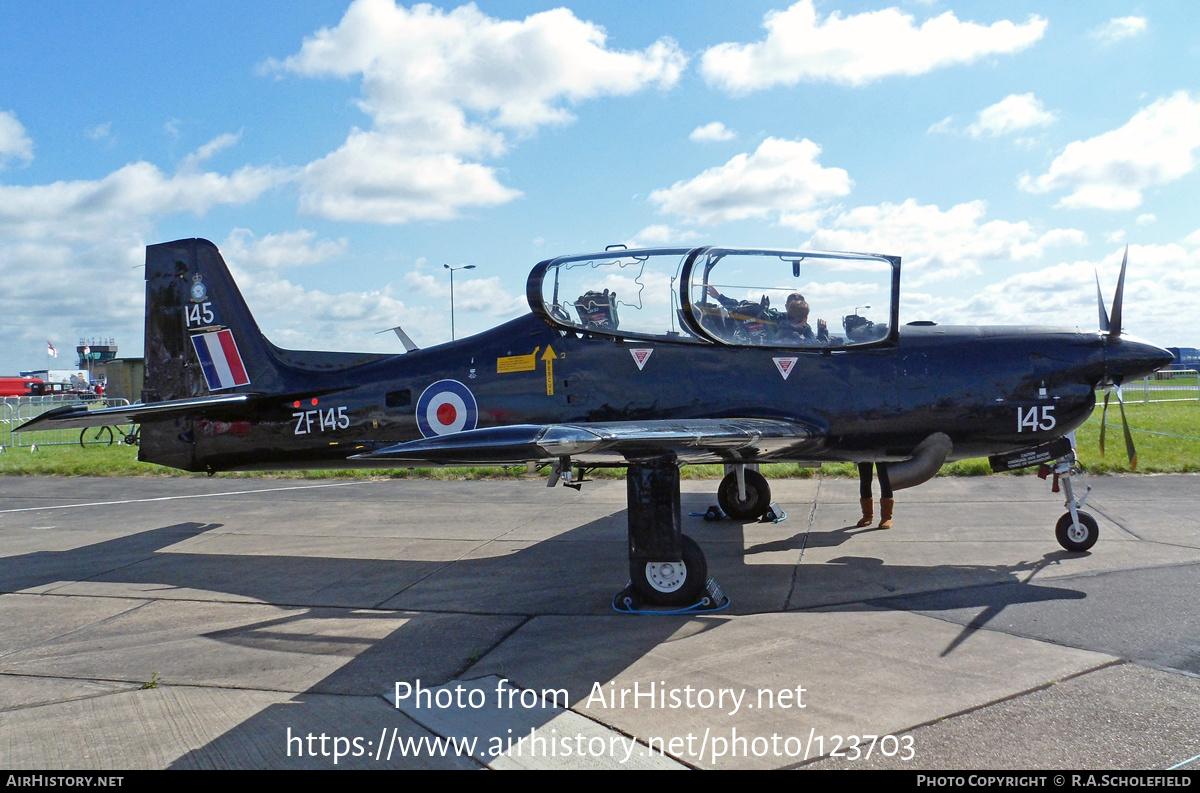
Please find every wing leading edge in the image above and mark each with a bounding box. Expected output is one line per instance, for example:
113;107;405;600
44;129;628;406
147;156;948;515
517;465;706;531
353;418;824;466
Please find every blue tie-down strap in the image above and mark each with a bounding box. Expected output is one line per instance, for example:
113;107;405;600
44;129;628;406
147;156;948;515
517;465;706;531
612;578;730;615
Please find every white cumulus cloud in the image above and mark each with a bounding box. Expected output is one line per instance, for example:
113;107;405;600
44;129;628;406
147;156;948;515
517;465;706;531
930;244;1196;341
650;137;852;228
1090;16;1147;44
927;116;954;134
700;0;1046;92
271;0;686;223
179;132;243;171
0;135;292;370
690;122;736;142
299;130;520;223
403;263;526;316
1021;92;1200;210
967;93;1056;138
221;228;348;270
85;122;112;142
807;199;1086;284
0;160;290;244
0;110;34;167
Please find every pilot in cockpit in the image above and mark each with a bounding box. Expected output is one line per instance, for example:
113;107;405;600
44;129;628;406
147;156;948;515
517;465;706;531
775;293;829;344
703;285;774;344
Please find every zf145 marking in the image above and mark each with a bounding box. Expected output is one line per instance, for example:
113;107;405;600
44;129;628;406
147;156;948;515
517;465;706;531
294;407;350;435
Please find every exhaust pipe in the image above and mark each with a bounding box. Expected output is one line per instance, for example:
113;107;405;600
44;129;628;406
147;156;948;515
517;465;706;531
888;432;953;490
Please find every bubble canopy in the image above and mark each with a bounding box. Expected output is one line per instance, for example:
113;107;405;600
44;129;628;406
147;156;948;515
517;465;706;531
527;246;901;350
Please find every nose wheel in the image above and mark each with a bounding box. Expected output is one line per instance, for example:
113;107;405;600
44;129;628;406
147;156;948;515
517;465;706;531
717;468;771;520
1056;511;1098;552
1046;444;1098;553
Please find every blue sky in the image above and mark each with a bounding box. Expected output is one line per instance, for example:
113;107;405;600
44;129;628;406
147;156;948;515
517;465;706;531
2;1;1199;375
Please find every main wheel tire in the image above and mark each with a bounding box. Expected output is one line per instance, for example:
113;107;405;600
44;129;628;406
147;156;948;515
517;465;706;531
1056;511;1099;552
630;535;708;607
79;426;114;448
717;469;771;520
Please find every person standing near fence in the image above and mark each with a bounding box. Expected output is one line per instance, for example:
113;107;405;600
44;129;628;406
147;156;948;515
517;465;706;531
856;462;893;529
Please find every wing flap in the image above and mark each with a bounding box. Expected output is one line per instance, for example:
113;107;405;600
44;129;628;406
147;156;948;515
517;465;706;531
354;418;823;466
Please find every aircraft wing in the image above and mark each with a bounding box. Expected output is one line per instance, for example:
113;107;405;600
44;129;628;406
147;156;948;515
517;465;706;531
14;394;259;432
353;418;823;466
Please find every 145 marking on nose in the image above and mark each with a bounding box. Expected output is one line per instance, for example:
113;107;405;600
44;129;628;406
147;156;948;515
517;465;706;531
1017;405;1056;432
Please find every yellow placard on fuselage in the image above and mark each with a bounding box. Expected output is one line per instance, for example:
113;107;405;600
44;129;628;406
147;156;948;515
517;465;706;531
497;347;540;373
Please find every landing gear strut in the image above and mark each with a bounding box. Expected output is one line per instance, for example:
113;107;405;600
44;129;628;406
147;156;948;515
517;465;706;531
1049;448;1098;552
615;456;727;612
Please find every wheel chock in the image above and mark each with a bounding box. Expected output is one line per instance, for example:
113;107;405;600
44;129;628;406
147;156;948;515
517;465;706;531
760;502;787;523
611;578;730;615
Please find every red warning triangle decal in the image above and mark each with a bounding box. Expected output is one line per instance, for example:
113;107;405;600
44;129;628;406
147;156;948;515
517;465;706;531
630;348;653;370
773;357;798;380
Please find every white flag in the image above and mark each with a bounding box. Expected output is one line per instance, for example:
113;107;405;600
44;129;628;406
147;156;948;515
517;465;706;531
47;342;57;358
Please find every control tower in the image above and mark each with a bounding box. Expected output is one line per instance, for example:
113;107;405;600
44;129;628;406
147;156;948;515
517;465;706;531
78;337;118;381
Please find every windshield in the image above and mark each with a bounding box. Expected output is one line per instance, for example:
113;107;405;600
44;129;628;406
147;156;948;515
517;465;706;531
682;248;896;349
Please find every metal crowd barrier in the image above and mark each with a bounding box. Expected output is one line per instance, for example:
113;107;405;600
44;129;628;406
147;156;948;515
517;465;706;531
1128;369;1200;403
1;396;133;449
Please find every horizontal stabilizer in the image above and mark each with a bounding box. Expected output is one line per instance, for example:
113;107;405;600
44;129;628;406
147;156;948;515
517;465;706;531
15;394;257;432
15;384;356;433
354;418;822;465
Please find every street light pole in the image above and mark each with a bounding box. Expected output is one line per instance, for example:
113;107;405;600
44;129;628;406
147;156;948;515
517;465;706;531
444;263;476;340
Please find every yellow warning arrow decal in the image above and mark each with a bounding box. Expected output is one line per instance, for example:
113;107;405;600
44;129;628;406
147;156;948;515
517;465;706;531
542;345;557;395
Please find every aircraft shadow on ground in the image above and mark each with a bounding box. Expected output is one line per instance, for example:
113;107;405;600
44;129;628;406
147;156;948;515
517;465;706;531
1;499;1090;768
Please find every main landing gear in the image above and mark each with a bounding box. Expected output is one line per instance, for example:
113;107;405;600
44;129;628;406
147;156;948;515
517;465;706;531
614;456;728;613
1043;448;1099;553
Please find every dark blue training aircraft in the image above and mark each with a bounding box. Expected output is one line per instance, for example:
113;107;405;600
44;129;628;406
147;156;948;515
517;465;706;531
20;239;1172;610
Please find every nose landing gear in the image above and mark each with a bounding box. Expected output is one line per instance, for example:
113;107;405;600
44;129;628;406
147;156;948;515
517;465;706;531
1046;448;1098;553
717;465;772;520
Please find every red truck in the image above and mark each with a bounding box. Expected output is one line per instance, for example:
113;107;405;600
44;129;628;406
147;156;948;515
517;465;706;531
0;377;47;397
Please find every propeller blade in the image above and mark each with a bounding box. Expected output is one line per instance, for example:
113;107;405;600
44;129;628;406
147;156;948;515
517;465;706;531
1108;245;1128;338
1095;269;1110;332
1115;384;1137;469
1099;388;1110;457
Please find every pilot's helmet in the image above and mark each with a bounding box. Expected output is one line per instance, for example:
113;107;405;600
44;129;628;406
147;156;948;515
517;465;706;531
786;293;809;321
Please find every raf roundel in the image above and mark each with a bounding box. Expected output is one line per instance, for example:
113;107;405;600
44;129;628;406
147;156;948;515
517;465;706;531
415;379;479;438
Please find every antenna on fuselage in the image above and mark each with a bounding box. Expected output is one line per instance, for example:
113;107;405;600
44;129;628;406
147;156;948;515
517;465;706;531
377;324;419;353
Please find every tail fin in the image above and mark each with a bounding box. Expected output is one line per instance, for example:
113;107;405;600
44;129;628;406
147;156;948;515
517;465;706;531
140;239;285;469
142;238;283;404
139;238;387;471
